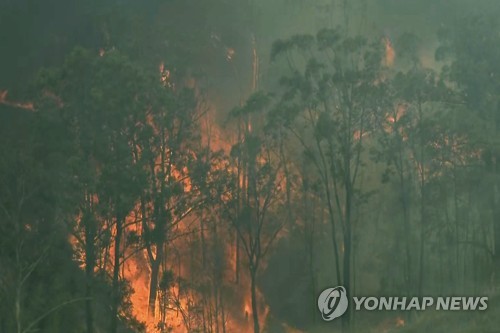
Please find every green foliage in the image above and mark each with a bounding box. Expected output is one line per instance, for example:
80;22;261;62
4;2;500;333
0;103;98;332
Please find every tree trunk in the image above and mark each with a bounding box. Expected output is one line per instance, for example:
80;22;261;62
148;244;164;318
417;99;426;299
342;180;353;333
418;162;426;298
280;136;293;226
236;232;240;284
304;178;317;324
316;137;342;286
220;290;227;333
250;268;260;333
397;150;413;299
110;217;123;333
15;266;21;333
84;202;95;333
84;228;95;333
201;219;206;268
453;168;461;291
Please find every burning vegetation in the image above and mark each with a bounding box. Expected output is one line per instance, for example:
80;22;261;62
2;1;500;333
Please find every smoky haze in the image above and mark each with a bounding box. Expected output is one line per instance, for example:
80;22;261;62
1;1;500;333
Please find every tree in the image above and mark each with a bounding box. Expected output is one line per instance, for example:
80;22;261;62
0;104;88;332
389;68;443;299
135;83;203;320
36;47;152;333
270;28;387;331
437;13;500;286
226;92;285;333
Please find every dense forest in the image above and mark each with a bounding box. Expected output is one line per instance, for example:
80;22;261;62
1;1;500;332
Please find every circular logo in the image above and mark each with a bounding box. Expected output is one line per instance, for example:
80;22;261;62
318;286;348;321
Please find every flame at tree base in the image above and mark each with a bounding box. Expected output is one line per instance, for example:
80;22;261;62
122;246;271;333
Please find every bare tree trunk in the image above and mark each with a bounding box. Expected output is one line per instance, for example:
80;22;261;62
148;244;164;318
201;219;207;268
15;261;21;333
214;284;220;333
303;176;317;324
236;232;240;284
453;168;461;290
397;149;413;298
279;135;293;226
342;177;353;333
316;138;342;286
250;268;260;333
235;120;243;284
417;101;426;299
110;216;124;333
84;221;95;333
83;194;95;333
220;291;227;333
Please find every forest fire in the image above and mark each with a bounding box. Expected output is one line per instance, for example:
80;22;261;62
125;256;153;326
120;241;272;332
3;2;500;333
82;107;275;333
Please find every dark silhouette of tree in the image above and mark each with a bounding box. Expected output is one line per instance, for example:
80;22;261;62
271;29;387;331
